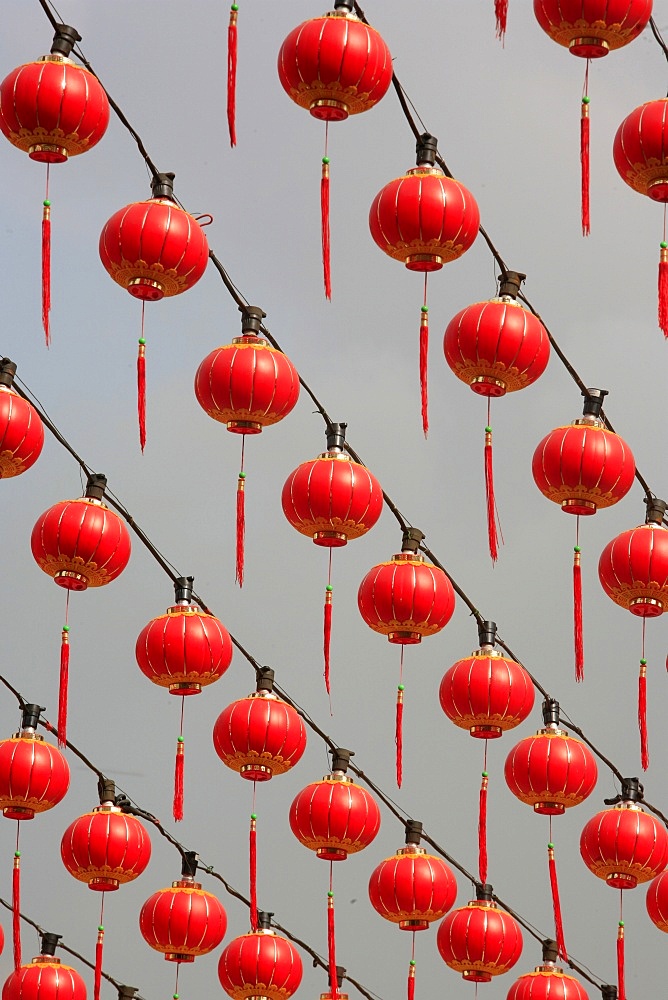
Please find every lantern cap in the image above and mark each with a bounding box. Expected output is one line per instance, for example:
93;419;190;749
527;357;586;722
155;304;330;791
50;24;81;58
477;620;497;649
326;423;347;452
174;576;194;604
240;306;266;336
257;911;274;930
117;988;138;1000
256;667;275;693
330;967;346;990
601;988;617;1000
541;939;559;964
581;388;608;419
330;748;354;774
333;0;354;11
85;473;107;501
416;133;438;167
475;883;494;902
605;777;643;805
151;172;176;202
21;704;44;732
181;851;198;879
40;932;62;957
498;271;526;300
98;776;116;804
401;528;424;553
0;358;17;389
645;498;667;525
405;819;423;846
542;698;560;728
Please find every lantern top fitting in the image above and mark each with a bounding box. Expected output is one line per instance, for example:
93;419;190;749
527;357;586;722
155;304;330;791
329;747;354;778
644;497;667;525
497;270;527;300
150;171;176;202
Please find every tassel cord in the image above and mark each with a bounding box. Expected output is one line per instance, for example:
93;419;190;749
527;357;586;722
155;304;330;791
12;826;21;972
484;399;501;563
328;865;338;1000
227;3;238;147
94;895;105;1000
419;276;429;438
478;741;488;885
137;303;147;452
407;933;416;1000
249;807;258;931
581;64;590;237
58;591;70;750
639;619;649;771
617;893;625;1000
42;165;52;347
573;517;584;682
321;123;331;301
547;832;568;962
396;647;405;789
173;697;185;822
236;436;246;587
324;549;333;706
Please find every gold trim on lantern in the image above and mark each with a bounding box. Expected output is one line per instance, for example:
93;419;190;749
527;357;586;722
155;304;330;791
546;22;638;52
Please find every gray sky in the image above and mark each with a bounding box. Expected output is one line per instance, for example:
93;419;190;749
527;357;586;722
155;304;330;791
2;2;668;999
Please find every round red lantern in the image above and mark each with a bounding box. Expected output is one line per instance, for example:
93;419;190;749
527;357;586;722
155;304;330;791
599;502;668;617
0;360;44;479
580;780;668;889
507;943;589;1000
439;622;535;739
534;1;652;58
61;781;151;891
213;668;306;782
436;884;523;982
31;474;131;592
368;820;457;931
139;852;227;962
0;705;69;821
504;700;598;816
218;914;303;1000
2;933;86;1000
289;749;380;861
646;869;668;931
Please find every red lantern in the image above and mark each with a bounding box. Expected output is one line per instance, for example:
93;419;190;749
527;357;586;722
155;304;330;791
195;306;300;586
358;527;455;787
371;133;480;436
437;884;523;982
613;96;668;334
278;0;392;299
31;473;131;747
507;943;589;1000
0;361;44;479
139;852;227;962
534;0;653;235
444;274;549;561
0;26;110;345
218;915;303;1000
598;499;668;768
99;172;210;450
136;576;232;822
283;423;383;694
2;934;86;1000
646;869;668;932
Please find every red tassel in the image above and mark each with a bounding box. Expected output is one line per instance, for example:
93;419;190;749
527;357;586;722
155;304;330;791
324;586;333;695
137;339;147;453
419;306;429;438
236;472;246;587
249;814;258;931
12;852;21;971
478;772;488;884
407;961;416;1000
327;892;338;1000
573;547;584;682
227;4;238;147
495;0;508;40
581;99;590;237
321;158;332;301
395;686;404;789
659;244;668;337
617;921;625;1000
94;925;104;1000
58;625;69;749
173;737;184;822
639;660;649;771
484;426;499;563
548;843;568;962
42;201;51;347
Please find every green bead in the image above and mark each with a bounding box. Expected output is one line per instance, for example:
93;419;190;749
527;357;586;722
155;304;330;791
138;337;146;346
231;3;239;8
640;659;647;665
547;842;554;850
14;851;20;859
328;891;334;898
574;546;581;553
482;771;488;778
238;471;246;479
409;960;416;967
326;584;333;592
421;305;429;313
661;242;667;249
62;624;70;632
43;199;51;207
485;426;492;434
398;684;405;691
619;921;624;928
177;736;184;743
251;813;257;820
98;925;104;932
322;156;330;165
582;96;590;105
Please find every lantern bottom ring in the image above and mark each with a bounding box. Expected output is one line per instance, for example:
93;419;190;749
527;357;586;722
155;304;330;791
399;919;428;931
470;724;502;739
128;277;165;301
169;681;202;695
606;872;638;889
240;763;273;781
88;877;120;891
309;99;349;122
227;420;263;434
316;847;348;861
568;37;609;58
388;630;422;645
462;971;492;983
2;806;35;820
164;953;195;964
533;802;565;816
54;570;88;591
29;143;68;164
470;376;506;398
648;178;668;203
561;499;596;515
313;530;348;548
629;597;663;617
405;254;443;273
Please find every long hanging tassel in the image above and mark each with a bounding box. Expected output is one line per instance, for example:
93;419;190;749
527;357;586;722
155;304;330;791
478;771;488;884
659;243;668;337
407;959;416;1000
581;97;590;237
484;424;499;563
173;736;184;822
617;919;625;1000
249;812;258;930
94;923;104;1000
327;885;338;1000
396;685;404;789
236;471;246;587
227;3;238;147
12;849;21;971
494;0;508;41
573;538;584;682
324;584;333;696
548;842;568;962
42;198;52;347
639;659;649;771
137;336;147;453
419;303;429;438
58;623;70;749
321;153;332;301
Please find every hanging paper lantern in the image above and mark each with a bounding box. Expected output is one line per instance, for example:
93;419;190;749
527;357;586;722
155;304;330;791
599;498;668;769
0;360;44;479
218;913;303;1000
612;95;668;336
533;389;635;680
0;25;110;345
139;852;227;962
439;621;535;739
436;884;523;982
358;527;455;786
371;133;480;436
99;172;210;450
0;705;69;821
444;272;549;561
534;1;653;236
646;869;668;932
2;933;86;1000
289;749;380;861
283;423;383;695
195;305;300;586
507;942;589;1000
278;0;392;299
